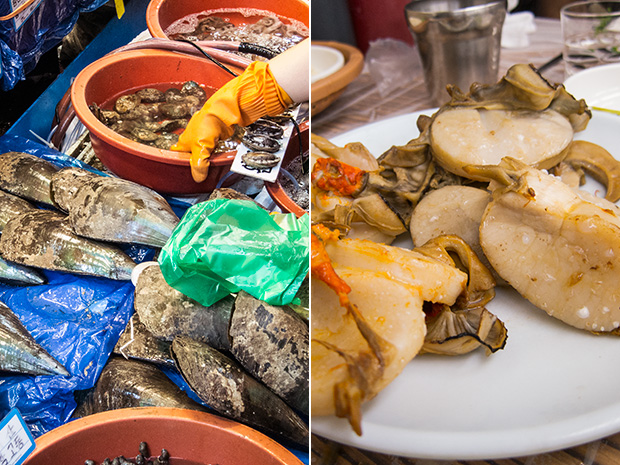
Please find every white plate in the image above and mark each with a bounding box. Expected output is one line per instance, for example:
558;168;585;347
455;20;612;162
564;63;620;111
311;110;620;460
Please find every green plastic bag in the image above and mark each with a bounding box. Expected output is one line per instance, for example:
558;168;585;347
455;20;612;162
158;199;309;307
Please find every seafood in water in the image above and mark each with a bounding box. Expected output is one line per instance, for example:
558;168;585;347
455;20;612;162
311;225;467;433
134;263;234;351
469;157;620;333
0;210;136;280
171;336;309;448
231;291;309;414
113;313;175;368
0;301;69;376
0;152;59;206
72;357;208;417
90;81;208;151
51;167;180;248
166;12;308;55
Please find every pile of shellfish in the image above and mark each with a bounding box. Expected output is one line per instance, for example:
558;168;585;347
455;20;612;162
0;151;308;449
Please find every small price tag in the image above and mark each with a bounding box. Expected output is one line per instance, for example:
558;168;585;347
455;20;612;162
0;409;35;465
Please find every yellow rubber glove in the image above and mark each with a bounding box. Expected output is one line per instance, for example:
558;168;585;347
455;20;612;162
172;61;294;183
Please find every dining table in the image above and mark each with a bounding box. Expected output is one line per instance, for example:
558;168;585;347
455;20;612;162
310;16;620;465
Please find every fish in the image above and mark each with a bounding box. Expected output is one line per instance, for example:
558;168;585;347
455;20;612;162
231;291;308;415
113;313;175;368
72;356;208;418
0;152;59;206
0;210;136;280
134;264;233;351
0;301;69;376
171;336;309;449
50;167;180;247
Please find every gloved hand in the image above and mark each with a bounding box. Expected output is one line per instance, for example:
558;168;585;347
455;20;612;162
172;60;294;183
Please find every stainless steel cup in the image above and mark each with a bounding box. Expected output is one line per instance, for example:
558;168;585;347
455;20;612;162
404;0;506;106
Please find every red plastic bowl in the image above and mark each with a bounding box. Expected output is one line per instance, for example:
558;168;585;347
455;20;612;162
23;407;304;465
70;49;247;195
146;0;309;39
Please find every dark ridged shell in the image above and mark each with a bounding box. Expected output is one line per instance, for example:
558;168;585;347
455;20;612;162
73;357;208;417
171;336;309;448
231;291;309;414
134;264;233;350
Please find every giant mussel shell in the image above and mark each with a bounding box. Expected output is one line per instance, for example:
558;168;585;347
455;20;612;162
171;336;309;449
51;167;180;248
0;210;136;280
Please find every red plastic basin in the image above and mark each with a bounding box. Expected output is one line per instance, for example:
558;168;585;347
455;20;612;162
146;0;309;39
70;48;247;195
23;407;304;465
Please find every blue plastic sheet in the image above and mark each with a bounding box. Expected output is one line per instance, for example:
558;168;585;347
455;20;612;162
0;0;109;90
0;38;22;92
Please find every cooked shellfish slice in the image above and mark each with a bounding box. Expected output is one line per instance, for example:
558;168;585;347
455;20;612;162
0;210;136;280
51;167;180;247
475;157;620;332
428;63;591;181
0;301;69;376
430;107;574;180
134;263;233;350
0;152;59;206
311;233;468;431
171;335;309;449
72;357;208;418
231;291;309;415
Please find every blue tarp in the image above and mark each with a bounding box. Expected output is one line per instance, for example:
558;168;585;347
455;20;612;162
0;0;109;90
